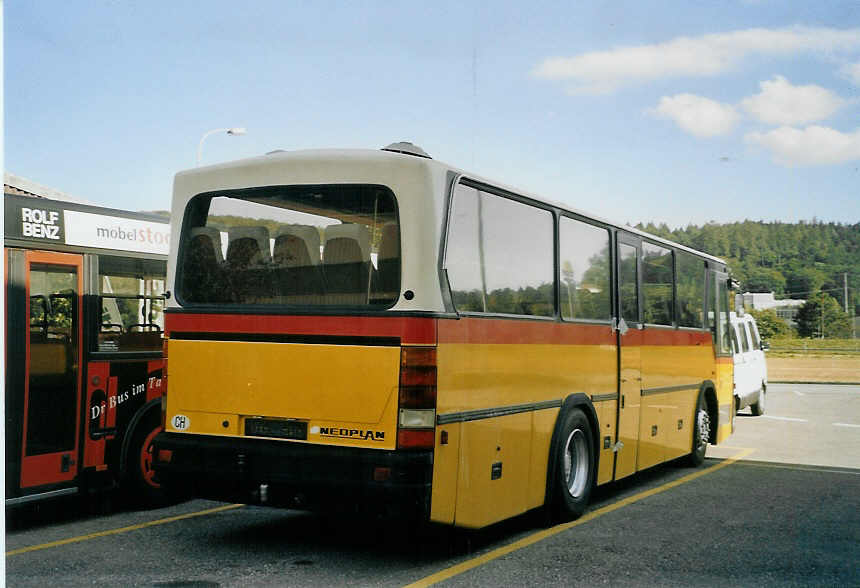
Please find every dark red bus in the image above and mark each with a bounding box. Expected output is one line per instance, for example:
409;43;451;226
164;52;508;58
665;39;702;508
5;182;170;508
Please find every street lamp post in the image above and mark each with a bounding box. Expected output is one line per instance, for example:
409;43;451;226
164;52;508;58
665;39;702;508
197;127;247;166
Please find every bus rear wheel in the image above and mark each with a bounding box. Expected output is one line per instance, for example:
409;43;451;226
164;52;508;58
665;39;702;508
551;408;594;521
687;390;710;467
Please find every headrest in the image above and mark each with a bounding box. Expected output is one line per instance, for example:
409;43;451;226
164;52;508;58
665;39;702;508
227;226;271;264
274;225;321;265
323;224;370;261
189;226;224;264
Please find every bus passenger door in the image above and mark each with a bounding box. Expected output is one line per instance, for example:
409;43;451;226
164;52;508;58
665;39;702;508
614;238;641;480
20;251;83;488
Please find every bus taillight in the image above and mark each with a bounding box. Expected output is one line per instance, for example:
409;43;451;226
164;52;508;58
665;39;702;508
397;346;436;450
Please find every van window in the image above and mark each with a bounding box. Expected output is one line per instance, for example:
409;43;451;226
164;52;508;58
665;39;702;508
446;184;553;317
177;185;399;308
739;323;751;352
749;321;762;348
743;322;755;352
730;324;740;354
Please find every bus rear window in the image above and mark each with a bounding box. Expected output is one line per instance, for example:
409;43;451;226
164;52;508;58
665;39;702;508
177;185;399;308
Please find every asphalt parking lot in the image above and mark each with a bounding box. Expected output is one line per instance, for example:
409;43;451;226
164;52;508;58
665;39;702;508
6;384;859;587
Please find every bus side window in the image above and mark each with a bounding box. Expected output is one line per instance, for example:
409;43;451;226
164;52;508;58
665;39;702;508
677;252;705;328
97;255;166;352
559;217;611;321
642;243;674;326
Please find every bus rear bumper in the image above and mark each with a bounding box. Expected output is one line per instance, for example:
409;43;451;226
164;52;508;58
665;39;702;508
153;432;433;519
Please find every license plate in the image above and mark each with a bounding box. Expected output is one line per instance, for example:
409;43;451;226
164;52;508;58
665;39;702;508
244;418;307;440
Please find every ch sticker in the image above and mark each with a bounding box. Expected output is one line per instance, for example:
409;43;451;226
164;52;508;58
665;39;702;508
172;414;190;431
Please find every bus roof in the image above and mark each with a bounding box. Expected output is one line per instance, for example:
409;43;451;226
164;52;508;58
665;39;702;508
176;146;727;266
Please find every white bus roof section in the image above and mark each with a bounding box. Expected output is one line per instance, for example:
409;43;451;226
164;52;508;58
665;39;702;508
168;148;726;311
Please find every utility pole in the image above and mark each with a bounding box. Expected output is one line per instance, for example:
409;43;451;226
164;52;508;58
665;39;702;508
844;273;849;313
820;303;824;339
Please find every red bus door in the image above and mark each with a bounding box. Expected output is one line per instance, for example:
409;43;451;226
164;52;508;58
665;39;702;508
20;251;84;488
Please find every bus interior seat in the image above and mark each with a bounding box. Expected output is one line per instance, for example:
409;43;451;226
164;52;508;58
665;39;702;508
273;225;320;267
322;223;371;304
183;226;225;302
190;226;224;264
226;226;271;267
226;226;273;302
273;225;324;303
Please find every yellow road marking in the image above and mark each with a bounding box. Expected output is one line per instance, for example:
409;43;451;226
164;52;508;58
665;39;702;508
733;462;860;475
6;503;244;556
405;449;755;588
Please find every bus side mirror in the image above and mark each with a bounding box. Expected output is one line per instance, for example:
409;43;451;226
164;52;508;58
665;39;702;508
761;341;770;352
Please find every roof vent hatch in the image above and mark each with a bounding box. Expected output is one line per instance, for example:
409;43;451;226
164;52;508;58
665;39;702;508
382;141;431;159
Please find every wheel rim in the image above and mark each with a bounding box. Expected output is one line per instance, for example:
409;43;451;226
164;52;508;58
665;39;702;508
139;427;162;489
696;408;710;452
562;428;588;499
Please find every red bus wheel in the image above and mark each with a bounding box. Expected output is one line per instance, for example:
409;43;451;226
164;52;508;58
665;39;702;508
127;416;168;506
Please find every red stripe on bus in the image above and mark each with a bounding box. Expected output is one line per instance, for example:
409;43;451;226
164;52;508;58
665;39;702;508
165;314;437;345
438;318;616;346
437;318;712;347
640;329;712;346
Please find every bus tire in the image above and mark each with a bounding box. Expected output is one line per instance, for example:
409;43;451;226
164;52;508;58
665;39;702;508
126;413;167;506
687;390;710;467
750;384;766;416
551;408;595;521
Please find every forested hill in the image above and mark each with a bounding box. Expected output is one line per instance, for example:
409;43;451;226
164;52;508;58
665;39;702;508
635;220;860;313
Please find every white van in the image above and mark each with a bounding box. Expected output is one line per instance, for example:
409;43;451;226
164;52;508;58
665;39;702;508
730;312;768;415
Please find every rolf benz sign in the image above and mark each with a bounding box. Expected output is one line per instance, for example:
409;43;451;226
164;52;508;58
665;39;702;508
4;195;170;255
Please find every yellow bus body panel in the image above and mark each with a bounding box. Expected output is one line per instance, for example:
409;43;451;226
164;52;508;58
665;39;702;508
594;399;618;486
166;339;400;449
432;341;614;528
715;358;734;443
637;343;712;469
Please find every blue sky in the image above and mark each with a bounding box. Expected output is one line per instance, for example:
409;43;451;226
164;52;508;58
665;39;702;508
5;1;860;228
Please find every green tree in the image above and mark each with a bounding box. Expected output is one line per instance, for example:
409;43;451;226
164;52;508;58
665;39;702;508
749;308;793;340
795;292;852;338
743;266;786;294
784;265;828;300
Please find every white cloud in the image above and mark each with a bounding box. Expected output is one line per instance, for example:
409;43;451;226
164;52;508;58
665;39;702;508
650;94;740;137
841;61;860;85
741;76;846;125
533;26;860;94
745;125;860;165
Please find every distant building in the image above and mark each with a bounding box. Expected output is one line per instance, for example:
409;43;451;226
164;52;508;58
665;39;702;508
742;291;805;328
4;171;96;204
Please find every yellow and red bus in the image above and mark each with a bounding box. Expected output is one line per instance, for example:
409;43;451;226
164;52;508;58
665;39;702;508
5;180;170;508
154;142;734;528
